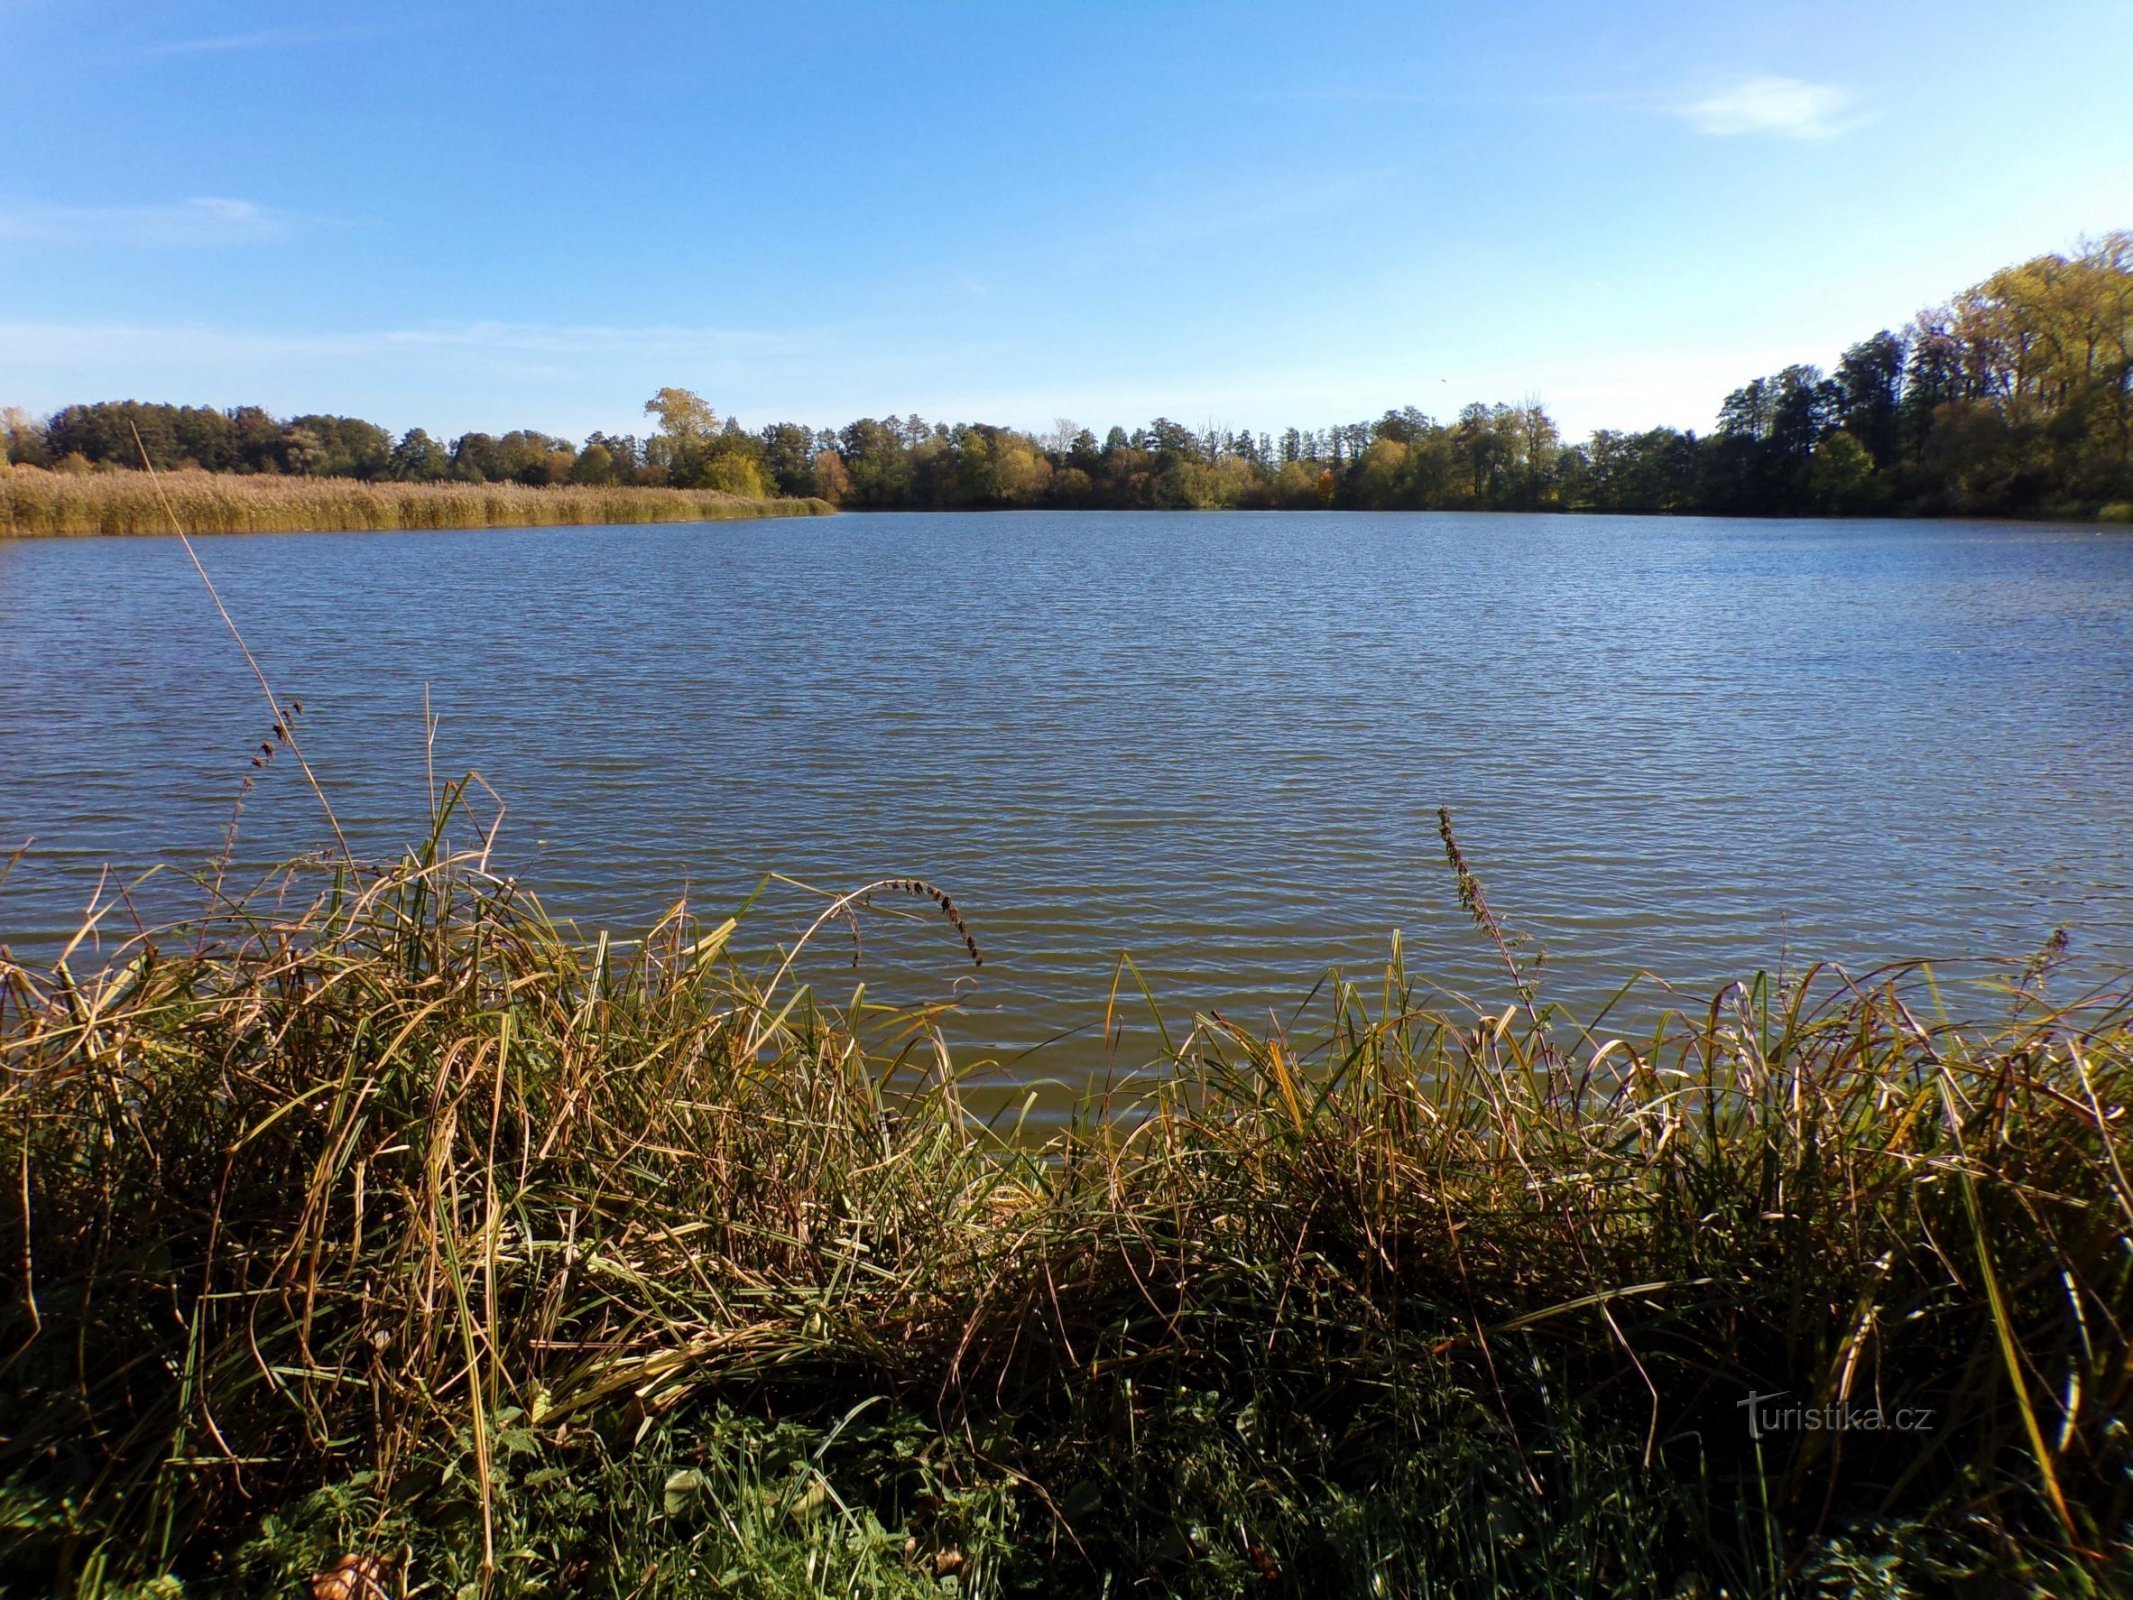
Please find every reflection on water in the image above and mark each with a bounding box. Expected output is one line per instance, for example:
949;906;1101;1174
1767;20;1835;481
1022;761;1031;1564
4;510;2131;1075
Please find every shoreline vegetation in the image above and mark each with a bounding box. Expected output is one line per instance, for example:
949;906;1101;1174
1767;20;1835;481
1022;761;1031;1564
4;233;2131;527
0;468;832;538
2;799;2128;1596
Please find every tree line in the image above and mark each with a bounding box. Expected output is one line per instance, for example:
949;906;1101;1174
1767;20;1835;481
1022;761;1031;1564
5;234;2127;517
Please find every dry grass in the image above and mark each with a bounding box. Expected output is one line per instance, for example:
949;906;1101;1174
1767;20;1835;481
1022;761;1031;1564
0;465;833;536
2;798;2129;1596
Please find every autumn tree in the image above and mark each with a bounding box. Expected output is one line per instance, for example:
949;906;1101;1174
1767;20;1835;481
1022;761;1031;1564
2;407;49;467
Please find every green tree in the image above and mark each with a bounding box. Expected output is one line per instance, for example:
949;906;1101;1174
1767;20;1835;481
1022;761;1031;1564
451;432;505;482
758;422;820;496
1807;429;1877;512
836;418;912;506
494;430;573;485
1836;332;1906;467
1453;403;1509;505
228;406;283;472
281;415;391;478
571;442;617;486
279;426;329;476
584;432;644;483
389;428;450;481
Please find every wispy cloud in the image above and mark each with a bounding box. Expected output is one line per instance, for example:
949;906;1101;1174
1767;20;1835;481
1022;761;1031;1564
1679;77;1861;140
150;26;382;56
1026;170;1375;285
0;196;293;247
0;316;878;436
1249;74;1870;145
0;317;818;368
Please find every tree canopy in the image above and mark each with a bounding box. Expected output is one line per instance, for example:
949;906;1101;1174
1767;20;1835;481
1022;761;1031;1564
8;234;2127;519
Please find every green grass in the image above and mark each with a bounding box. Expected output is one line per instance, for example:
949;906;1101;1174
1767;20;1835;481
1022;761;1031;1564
2;795;2129;1597
0;465;833;537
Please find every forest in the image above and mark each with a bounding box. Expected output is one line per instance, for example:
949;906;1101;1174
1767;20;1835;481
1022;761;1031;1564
6;234;2129;519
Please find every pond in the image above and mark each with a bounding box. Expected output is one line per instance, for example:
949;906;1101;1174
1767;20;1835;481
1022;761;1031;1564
5;510;2130;1074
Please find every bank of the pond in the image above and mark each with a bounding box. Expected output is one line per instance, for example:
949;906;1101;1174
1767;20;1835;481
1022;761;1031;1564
2;819;2128;1598
0;466;834;536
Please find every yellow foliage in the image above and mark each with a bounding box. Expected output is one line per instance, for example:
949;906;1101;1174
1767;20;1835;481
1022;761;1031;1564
993;441;1053;504
810;450;853;504
1272;460;1321;508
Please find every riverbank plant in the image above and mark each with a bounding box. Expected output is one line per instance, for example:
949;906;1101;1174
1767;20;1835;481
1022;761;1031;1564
1;798;2129;1597
0;466;832;537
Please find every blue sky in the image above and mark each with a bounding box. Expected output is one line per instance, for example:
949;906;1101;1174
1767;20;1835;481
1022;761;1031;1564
3;0;2129;442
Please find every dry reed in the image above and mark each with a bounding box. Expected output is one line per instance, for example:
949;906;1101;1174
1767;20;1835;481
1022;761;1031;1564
0;466;833;537
1;804;2128;1596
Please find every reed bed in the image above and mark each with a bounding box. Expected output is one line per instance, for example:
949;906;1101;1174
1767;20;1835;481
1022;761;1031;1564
0;467;833;537
2;808;2129;1597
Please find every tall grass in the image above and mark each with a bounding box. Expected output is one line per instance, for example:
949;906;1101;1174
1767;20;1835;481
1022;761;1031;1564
0;466;833;537
2;800;2127;1596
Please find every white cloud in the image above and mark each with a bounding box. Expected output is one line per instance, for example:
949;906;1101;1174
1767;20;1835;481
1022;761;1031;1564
0;197;292;247
1680;77;1859;140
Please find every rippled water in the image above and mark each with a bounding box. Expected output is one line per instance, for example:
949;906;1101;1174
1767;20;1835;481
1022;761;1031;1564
4;511;2131;1070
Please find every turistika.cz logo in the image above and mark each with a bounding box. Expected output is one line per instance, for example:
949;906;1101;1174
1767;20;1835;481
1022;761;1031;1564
1737;1392;1935;1440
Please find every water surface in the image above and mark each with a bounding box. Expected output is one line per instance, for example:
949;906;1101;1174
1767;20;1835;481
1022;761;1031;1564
4;511;2130;1071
